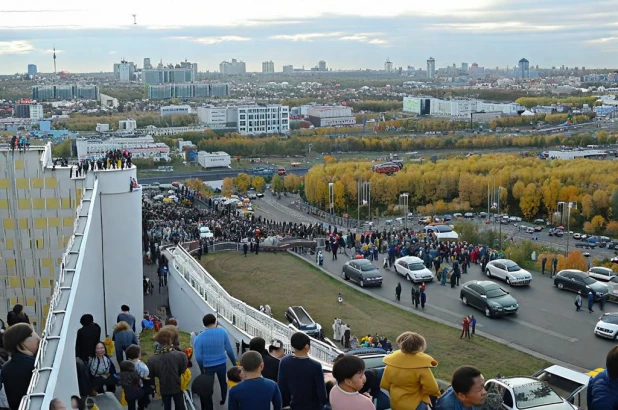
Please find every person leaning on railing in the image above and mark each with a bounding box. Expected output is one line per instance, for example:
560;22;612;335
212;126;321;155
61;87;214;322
1;323;41;410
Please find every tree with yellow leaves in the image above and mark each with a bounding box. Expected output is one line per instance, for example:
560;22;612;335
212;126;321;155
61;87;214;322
251;176;266;193
222;177;234;197
233;173;251;193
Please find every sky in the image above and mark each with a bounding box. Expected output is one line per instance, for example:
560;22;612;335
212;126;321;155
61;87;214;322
0;0;617;74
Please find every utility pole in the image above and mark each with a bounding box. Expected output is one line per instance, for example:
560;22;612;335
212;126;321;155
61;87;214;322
498;186;503;251
558;201;577;258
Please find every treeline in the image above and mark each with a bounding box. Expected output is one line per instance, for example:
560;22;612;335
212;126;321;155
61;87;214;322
54;113;197;131
515;96;600;109
100;87;146;101
303;156;618;234
489;113;595;129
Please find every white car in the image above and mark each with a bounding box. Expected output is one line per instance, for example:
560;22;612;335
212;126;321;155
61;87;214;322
485;259;532;286
588;267;616;281
393;256;434;283
594;312;618;340
484;377;578;410
153;194;164;201
168;195;179;202
509;216;522;222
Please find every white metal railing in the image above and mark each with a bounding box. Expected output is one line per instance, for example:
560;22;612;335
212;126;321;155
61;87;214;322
170;246;342;364
19;179;99;410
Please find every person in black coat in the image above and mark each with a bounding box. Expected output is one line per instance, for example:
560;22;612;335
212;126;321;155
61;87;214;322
6;304;29;327
75;314;102;362
1;323;41;410
248;337;280;382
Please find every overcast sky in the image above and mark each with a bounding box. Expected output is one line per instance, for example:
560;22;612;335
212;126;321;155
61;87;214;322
1;0;617;74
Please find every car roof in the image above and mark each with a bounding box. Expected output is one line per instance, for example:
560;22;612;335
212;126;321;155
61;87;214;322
398;256;423;263
355;259;373;265
492;376;542;388
591;266;613;272
558;269;586;276
346;348;387;356
468;280;500;289
492;259;517;266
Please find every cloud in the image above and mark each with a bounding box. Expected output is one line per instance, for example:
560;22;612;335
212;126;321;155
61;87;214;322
172;36;251;45
271;32;343;42
0;40;35;55
587;36;618;44
339;33;388;45
430;22;565;33
108;50;118;55
41;48;63;54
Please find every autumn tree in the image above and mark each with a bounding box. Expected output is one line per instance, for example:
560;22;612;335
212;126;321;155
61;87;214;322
592;189;610;217
512;180;525;200
584;215;607;235
541;179;560;220
605;220;618;237
222;177;234;197
581;194;594;219
233;173;251;193
272;175;284;193
519;183;541;219
251;176;266;192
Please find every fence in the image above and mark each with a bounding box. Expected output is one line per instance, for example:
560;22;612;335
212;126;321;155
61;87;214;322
170;245;343;365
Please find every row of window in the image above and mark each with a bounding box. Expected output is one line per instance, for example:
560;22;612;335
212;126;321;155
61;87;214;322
3;235;71;251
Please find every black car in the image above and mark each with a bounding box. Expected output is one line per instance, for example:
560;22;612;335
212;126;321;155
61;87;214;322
553;269;609;301
460;280;519;318
342;259;383;287
285;306;323;339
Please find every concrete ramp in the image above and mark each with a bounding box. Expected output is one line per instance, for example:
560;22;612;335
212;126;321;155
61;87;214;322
90;392;123;410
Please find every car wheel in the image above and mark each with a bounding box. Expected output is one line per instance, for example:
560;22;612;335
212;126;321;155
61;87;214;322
485;307;492;318
360;280;364;287
486;269;491;277
557;282;564;290
406;274;412;281
394;266;398;274
342;271;349;280
462;296;469;306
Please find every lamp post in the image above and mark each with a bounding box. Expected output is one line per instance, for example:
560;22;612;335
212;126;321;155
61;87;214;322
558;201;577;258
498;187;503;251
399;193;409;231
358;180;370;226
328;182;334;217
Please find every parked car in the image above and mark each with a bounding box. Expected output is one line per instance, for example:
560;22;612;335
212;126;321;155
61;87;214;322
548;228;564;237
484;377;579;410
526;226;535;234
485;259;532;286
607;241;618;250
594;312;618;340
460;280;519;318
534;219;546;225
346;348;388;370
464;212;474;219
256;193;264;198
394;256;434;283
573;233;581;240
342;259;383;287
248;193;257;200
284;306;323;339
509;216;522;222
534;225;544;232
587;266;616;282
532;365;591;409
607;276;618;302
553;269;609;300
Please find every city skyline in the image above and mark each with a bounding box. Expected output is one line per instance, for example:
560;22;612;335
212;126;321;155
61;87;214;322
0;0;617;74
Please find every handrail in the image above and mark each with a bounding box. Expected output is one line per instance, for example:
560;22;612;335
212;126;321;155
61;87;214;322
170;246;342;365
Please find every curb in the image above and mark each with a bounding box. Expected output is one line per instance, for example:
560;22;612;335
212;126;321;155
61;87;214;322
286;250;591;375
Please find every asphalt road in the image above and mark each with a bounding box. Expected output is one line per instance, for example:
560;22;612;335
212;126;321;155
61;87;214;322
139;168;310;184
253;195;616;371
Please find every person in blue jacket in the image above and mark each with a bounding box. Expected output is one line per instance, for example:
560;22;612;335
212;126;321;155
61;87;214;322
587;346;618;410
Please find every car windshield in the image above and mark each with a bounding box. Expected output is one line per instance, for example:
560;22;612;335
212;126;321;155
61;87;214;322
485;287;507;298
361;356;386;370
582;276;596;285
408;263;426;271
602;315;618;325
506;263;521;272
360;264;378;272
513;381;564;409
437;225;452;232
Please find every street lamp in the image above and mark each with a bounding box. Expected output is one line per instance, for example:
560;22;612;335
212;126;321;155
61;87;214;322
498;187;503;251
558;201;577;258
358;180;371;226
328;182;334;216
399;193;409;231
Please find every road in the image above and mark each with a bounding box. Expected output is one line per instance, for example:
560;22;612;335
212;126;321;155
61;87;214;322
138;168;310;184
253;195;615;371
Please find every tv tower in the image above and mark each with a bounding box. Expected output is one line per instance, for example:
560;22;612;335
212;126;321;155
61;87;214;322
53;46;57;75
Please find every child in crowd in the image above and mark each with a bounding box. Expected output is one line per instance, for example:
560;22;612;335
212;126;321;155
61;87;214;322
227;365;245;389
228;351;282;410
125;344;152;398
329;355;374;410
118;360;149;410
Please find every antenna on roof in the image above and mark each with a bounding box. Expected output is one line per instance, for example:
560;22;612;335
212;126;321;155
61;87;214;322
53;46;57;76
132;14;137;25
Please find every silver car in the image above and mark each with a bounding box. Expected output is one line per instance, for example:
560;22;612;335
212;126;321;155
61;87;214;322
588;266;616;281
485;259;532;286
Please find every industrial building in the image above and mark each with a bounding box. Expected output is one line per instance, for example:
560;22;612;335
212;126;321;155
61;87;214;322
160;105;192;116
197;104;290;135
197;151;231;169
220;59;246;75
76;135;170;161
147;83;229;100
262;61;275;73
14;103;44;120
307;106;356;127
32;85;100;101
118;118;137;131
403;97;521;117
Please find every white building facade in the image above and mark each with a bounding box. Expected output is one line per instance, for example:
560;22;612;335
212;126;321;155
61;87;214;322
198;105;289;134
403;97;521;117
76;136;170;160
161;105;192;116
307;106;356;127
118;118;137;131
197;151;231;169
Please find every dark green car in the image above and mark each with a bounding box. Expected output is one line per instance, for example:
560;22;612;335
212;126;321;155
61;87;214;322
460;280;519;318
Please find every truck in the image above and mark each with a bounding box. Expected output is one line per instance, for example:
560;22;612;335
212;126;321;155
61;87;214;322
277;167;286;176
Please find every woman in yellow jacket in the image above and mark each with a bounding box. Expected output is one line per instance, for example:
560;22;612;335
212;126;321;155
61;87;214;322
380;331;441;410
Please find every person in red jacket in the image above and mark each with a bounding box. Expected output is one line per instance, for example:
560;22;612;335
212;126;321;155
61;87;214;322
460;317;471;339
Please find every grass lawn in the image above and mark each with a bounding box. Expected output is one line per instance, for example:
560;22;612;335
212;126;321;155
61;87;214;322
138;329;192;363
201;252;550;381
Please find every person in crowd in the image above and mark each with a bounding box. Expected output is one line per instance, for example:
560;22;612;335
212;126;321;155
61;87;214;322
191;372;215;410
87;341;118;394
587;346;618;409
49;398;68;410
0;342;9;409
2;323;40;410
165;317;181;349
469;315;477;336
329;355;374;410
228;351;282;410
119;360;149;410
125;344;151;397
278;332;328;410
194;314;236;406
380;331;441;410
587;291;595;313
70;396;85;410
147;326;187;410
249;337;281;382
227;366;245;389
395;282;402;302
76;314;102;362
6;304;30;327
117;305;136;332
434;366;486;410
113;321;139;364
575;291;583;311
269;339;286;360
460;316;471;339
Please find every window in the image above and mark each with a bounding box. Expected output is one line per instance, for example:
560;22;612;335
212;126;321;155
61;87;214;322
507;263;521;272
485;286;507;298
513;381;563;409
601;315;618;325
408;263;426;271
360;264;376;272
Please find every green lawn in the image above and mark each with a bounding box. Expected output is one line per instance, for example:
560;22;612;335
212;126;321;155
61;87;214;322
138;329;192;363
201;252;549;381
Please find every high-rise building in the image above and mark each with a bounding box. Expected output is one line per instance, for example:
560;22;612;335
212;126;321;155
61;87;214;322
461;62;469;72
427;57;436;80
146;83;230;100
220;59;246;75
262;61;275;73
14;103;44;120
319;60;327;71
143;62;197;84
282;65;294;74
143;57;151;70
32;85;99;101
384;58;394;73
28;64;37;76
117;60;135;83
519;58;530;79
